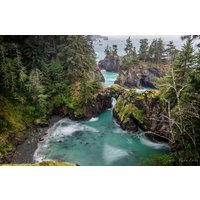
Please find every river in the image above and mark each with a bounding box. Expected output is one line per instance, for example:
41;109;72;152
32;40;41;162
34;70;169;166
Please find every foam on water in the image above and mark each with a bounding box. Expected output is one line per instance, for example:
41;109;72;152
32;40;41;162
34;111;169;165
140;136;170;150
89;117;98;122
103;144;129;165
33;118;99;162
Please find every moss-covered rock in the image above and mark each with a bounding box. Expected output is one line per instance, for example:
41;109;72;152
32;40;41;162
0;96;37;162
113;90;170;142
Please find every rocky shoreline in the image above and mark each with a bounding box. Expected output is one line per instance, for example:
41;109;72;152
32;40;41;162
4;81;171;164
10;115;62;164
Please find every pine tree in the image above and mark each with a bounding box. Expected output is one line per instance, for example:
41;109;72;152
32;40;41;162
148;38;165;63
139;39;149;62
124;36;134;55
156;38;165;63
165;41;178;62
178;38;195;68
104;45;110;56
112;44;118;56
157;37;200;164
148;39;157;62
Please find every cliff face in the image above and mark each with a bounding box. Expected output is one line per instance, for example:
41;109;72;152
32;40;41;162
98;55;120;72
115;64;166;89
113;89;170;143
90;65;105;82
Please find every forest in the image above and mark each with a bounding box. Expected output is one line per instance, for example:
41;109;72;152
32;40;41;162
0;35;200;165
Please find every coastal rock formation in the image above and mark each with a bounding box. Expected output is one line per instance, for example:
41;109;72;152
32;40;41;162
98;55;120;72
105;84;126;99
89;64;105;82
115;64;166;89
53;89;112;121
78;91;112;119
113;89;170;143
54;84;127;121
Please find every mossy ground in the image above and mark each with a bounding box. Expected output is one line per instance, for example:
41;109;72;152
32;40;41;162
1;161;77;166
0;96;36;160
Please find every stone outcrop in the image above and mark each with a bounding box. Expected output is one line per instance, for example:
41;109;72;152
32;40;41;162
53;89;112;121
62;84;127;120
90;65;105;82
79;91;112;119
113;89;170;143
98;55;120;72
115;64;166;89
105;84;126;99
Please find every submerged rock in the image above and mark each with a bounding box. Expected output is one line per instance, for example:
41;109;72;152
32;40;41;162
113;89;170;143
98;55;120;72
115;63;166;89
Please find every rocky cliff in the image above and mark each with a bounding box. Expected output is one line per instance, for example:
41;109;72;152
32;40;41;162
115;63;166;89
93;64;105;82
113;89;170;143
98;55;120;72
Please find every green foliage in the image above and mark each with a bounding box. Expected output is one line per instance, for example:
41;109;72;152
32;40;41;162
139;39;149;61
104;44;118;56
1;161;77;166
0;145;6;156
104;45;110;56
112;44;118;55
120;37;139;70
148;38;165;64
0;35;103;162
141;154;173;166
156;36;200;164
165;41;179;62
114;92;146;124
124;36;134;55
121;54;139;70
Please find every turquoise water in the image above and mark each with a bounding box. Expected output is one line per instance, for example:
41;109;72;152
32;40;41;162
34;71;169;166
101;70;118;87
34;109;169;166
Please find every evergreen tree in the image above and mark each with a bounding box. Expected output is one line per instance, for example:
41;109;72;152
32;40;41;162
156;38;165;63
104;45;110;56
178;38;195;68
121;37;139;69
148;39;157;62
124;36;134;55
157;37;200;165
59;36;97;82
139;39;149;62
165;41;178;62
148;38;165;63
112;44;118;56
